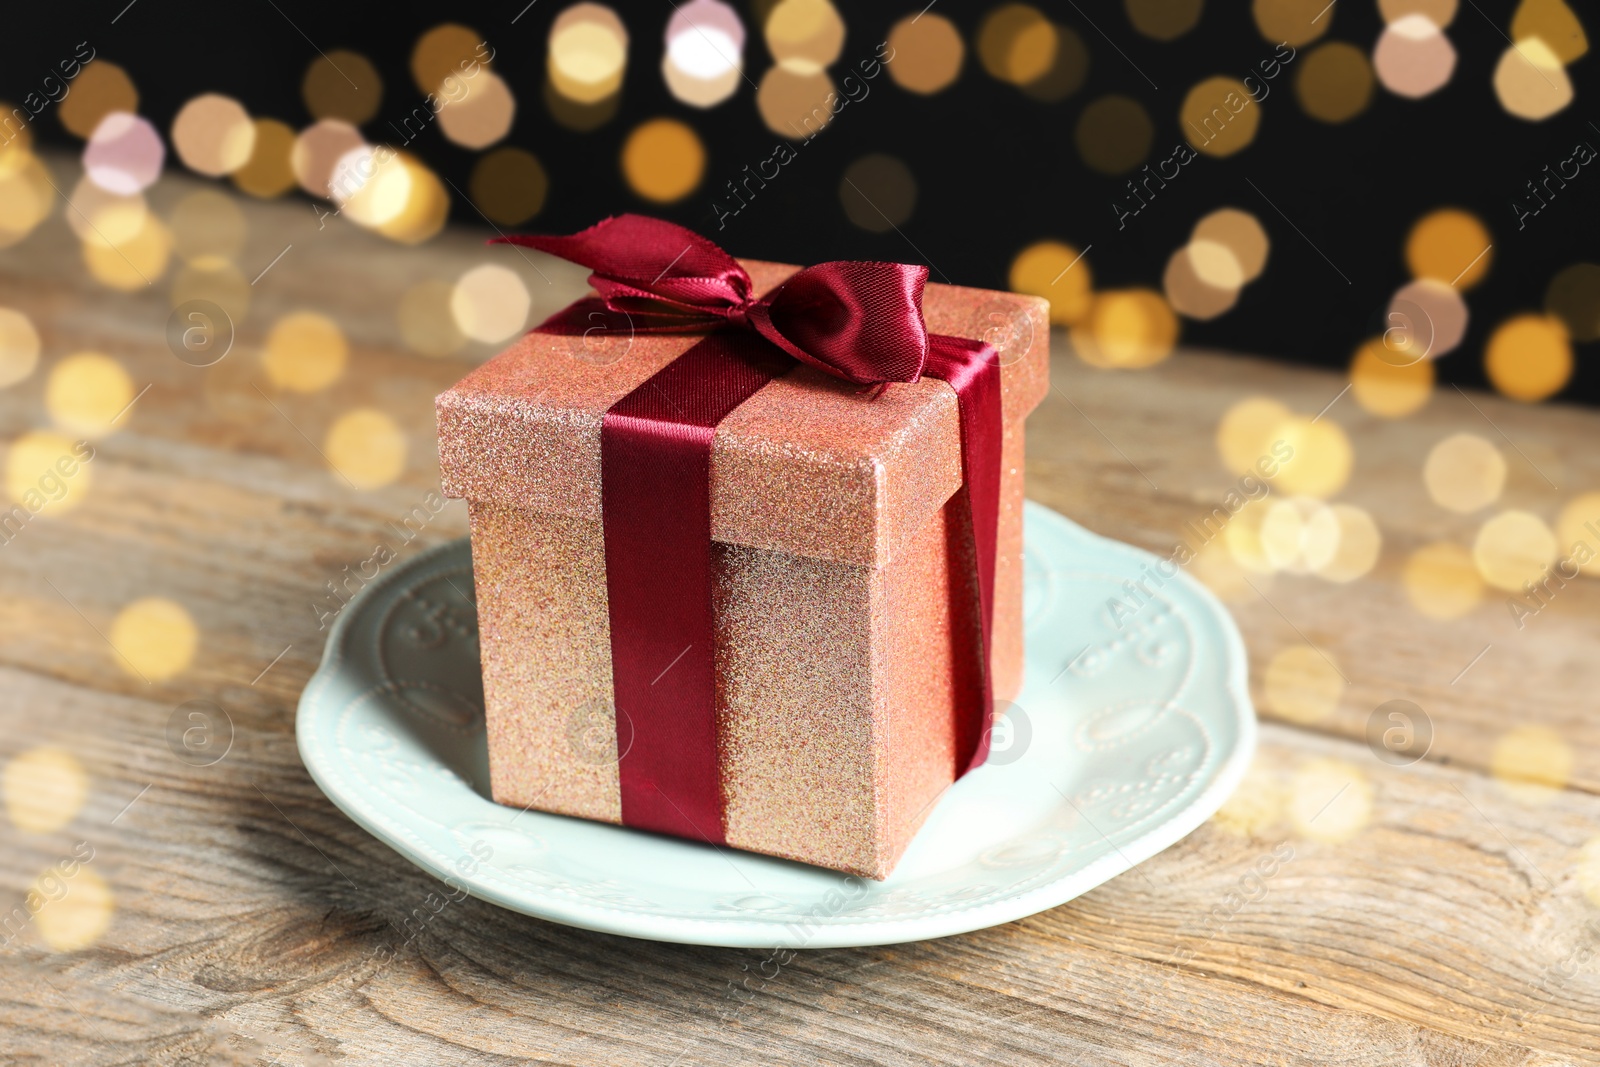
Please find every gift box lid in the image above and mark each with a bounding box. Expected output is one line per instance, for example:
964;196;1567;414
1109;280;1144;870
436;260;1048;565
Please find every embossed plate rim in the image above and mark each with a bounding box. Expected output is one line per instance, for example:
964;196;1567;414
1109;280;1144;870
297;501;1257;947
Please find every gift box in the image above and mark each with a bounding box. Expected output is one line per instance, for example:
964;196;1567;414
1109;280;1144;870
436;218;1048;879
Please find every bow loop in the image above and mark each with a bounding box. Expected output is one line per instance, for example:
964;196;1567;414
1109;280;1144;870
499;216;930;385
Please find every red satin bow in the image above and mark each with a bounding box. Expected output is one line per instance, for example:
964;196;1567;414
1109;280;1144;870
497;216;1001;847
497;215;931;386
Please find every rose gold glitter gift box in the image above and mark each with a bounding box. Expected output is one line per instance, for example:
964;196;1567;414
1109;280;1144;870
436;260;1048;879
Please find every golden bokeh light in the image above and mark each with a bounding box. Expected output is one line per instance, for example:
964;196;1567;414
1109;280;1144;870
65;175;148;249
46;353;134;437
1493;39;1573;121
34;867;114;952
1511;0;1588;64
620;118;704;202
302;49;384;125
1579;837;1600;909
1008;241;1092;327
1403;541;1483;619
0;153;54;248
413;23;492;96
1490;724;1572;803
438;71;516;149
452;264;531;343
5;431;93;513
1264;644;1344;725
1379;0;1457;26
1075;94;1153;176
1556;492;1600;576
1216;396;1291;476
1253;0;1332;47
0;100;34;160
1484;313;1572;402
1181;76;1260;157
169;189;247;265
58;61;138;139
4;746;89;833
1544;263;1600;342
109;596;198;681
1311;503;1382;583
398;280;467;358
470;147;548;226
756;66;834;138
1192;535;1271;603
663;0;745;109
1424;433;1506;513
1350;336;1434;417
1019;23;1089;103
549;6;628;103
171;94;256;177
1260;496;1333;574
232;118;297;199
1290;759;1371;844
1211;764;1284;838
1164;241;1241;321
325;408;407;490
375;156;449;245
839;154;916;232
1405;208;1492;289
290;119;366;199
1274;415;1352;498
171;258;250;325
886;12;965;94
1389;277;1468;358
1126;0;1203;40
766;0;845;76
263;311;347;393
977;4;1058;86
332;145;410;227
1295;41;1374;123
1193;209;1269;283
1223;497;1276;575
83;214;172;291
1070;289;1178;369
1473;509;1558;592
0;307;42;388
1374;14;1457;99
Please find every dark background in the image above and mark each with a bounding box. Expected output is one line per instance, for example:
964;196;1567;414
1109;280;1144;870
4;1;1597;401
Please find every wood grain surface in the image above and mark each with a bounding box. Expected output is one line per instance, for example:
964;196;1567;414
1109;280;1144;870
2;160;1598;1065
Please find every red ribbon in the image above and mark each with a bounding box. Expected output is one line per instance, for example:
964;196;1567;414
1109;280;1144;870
498;215;1001;844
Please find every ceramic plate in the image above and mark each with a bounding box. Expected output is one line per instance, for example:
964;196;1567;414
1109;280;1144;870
297;501;1256;948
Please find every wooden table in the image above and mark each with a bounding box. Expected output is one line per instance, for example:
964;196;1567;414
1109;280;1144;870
4;160;1599;1065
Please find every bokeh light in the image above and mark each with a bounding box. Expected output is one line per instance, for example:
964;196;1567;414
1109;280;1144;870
1274;415;1353;498
1069;289;1177;369
83;112;163;194
1290;759;1371;843
5;431;93;513
1403;541;1482;619
1253;0;1332;47
35;867;114;952
109;596;198;681
1264;644;1343;724
1164;241;1241;321
0;308;41;388
1193;209;1269;282
325;409;407;490
1182;77;1260;157
1544;263;1600;342
1009;241;1093;327
232;118;297;199
1556;492;1600;576
171;94;256;177
263;312;347;393
46;353;134;436
469;147;549;226
620;118;704;202
663;0;745;108
886;13;965;95
1295;42;1375;123
1511;0;1587;64
413;23;492;96
1379;0;1456;26
1490;723;1572;803
1126;0;1203;40
0;154;54;249
1493;39;1573;121
1216;396;1290;476
1388;278;1468;358
756;67;835;138
302;49;384;124
549;5;628;104
291;119;366;198
766;0;845;76
1484;313;1571;401
1473;509;1558;591
437;71;516;149
83;213;171;291
59;61;138;139
1313;503;1382;583
1424;433;1506;513
1405;208;1492;289
3;746;88;833
1075;95;1153;176
1350;336;1434;417
171;258;250;324
839;154;915;233
452;264;531;343
398;280;467;357
1374;14;1457;99
977;4;1058;87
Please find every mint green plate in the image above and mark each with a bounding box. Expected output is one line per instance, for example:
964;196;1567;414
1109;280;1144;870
297;501;1255;947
